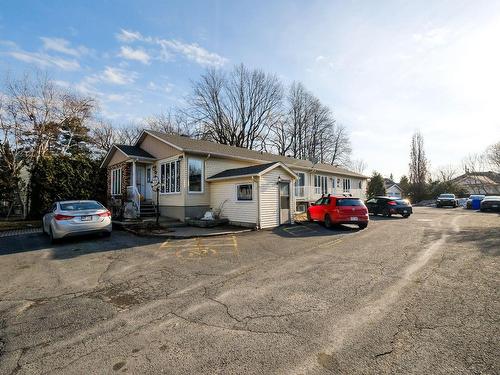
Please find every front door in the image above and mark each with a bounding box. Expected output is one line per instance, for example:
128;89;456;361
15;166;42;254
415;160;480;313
144;166;153;200
279;181;291;224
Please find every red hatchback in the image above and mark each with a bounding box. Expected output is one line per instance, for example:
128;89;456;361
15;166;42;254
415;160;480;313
307;195;369;229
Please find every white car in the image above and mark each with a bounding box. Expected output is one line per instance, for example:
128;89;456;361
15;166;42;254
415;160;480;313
42;200;112;243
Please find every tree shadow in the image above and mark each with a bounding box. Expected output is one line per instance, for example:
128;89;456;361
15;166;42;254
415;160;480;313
0;231;166;259
448;227;500;256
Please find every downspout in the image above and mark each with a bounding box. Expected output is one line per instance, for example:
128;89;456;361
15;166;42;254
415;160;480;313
255;175;261;229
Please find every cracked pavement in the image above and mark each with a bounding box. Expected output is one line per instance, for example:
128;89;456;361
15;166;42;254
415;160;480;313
0;207;498;374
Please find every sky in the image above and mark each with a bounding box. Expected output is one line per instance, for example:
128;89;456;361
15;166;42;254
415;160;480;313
1;0;500;179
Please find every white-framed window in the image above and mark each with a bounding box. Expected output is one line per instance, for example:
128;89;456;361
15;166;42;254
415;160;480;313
236;184;253;201
314;175;328;194
188;158;204;193
160;159;181;194
111;168;122;195
343;178;351;192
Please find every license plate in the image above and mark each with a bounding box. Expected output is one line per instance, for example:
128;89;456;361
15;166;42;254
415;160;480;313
403;210;407;213
492;205;498;208
81;215;92;221
350;217;358;221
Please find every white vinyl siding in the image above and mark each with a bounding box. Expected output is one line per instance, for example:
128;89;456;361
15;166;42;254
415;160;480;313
259;167;296;229
210;179;258;225
111;168;122;195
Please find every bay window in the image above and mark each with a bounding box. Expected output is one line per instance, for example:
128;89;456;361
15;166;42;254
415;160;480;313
160;159;181;193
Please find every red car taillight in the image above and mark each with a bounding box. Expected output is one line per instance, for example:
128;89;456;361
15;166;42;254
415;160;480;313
54;214;74;221
388;201;397;206
98;210;111;217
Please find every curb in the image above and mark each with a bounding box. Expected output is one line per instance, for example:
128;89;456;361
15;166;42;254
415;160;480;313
122;227;253;239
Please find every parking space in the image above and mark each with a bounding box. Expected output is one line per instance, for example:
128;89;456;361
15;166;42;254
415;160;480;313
0;207;498;374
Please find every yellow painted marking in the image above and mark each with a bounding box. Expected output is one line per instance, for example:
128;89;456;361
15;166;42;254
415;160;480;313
159;235;239;259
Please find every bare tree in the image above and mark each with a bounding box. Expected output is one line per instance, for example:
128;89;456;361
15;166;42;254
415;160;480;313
348;159;368;174
408;131;429;201
461;153;490;194
188;64;283;150
434;164;459;182
486;142;500;172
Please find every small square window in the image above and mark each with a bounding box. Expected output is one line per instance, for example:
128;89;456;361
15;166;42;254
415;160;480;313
236;184;253;201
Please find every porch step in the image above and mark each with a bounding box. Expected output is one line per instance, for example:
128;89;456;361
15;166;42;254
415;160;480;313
140;202;156;217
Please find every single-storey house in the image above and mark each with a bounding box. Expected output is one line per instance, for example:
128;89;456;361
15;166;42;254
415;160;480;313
101;130;368;228
384;178;403;198
451;172;500;195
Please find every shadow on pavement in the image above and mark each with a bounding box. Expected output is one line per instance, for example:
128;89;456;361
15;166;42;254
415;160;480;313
369;214;409;221
273;222;363;238
0;230;166;259
449;227;500;257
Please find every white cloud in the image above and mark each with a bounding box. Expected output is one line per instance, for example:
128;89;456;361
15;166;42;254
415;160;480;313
114;29;227;67
99;66;137;85
158;39;227;67
119;46;150;64
148;81;173;93
8;50;80;71
40;37;89;57
116;29;145;42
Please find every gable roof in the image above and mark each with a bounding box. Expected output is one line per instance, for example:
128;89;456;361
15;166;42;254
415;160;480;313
139;130;367;179
206;162;297;181
100;144;156;168
453;171;500;185
384;178;402;190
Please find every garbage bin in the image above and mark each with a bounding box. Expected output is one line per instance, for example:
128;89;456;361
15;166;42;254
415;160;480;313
471;198;482;210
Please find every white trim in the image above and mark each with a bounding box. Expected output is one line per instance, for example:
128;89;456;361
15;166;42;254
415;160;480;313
111;167;122;195
187;157;204;194
138;130;183;151
206;162;297;182
235;183;254;202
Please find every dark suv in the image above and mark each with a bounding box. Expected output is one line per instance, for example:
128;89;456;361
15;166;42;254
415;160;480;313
365;196;412;218
436;193;457;208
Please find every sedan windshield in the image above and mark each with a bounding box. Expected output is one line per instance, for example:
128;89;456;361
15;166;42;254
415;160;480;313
439;194;455;198
60;201;104;211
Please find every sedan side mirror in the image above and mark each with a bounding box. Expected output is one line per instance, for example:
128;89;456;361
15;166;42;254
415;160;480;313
310;203;316;206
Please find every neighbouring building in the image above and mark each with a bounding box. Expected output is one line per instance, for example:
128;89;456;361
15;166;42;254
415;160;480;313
452;172;500;195
101;130;368;228
384;178;403;198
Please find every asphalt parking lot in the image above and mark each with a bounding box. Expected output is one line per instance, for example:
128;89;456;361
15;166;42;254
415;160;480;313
0;207;498;374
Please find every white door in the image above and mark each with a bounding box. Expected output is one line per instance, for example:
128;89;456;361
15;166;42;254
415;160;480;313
279;182;291;224
144;166;153;200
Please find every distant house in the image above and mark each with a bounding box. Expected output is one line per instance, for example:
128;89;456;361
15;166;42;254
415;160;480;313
452;172;500;195
384;178;403;198
100;130;368;228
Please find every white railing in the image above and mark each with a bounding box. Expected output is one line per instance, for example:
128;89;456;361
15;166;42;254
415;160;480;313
127;185;141;212
294;186;366;201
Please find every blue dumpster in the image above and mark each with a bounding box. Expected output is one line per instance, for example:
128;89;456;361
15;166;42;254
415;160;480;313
471;198;482;210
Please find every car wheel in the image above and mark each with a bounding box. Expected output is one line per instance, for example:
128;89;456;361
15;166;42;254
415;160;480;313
358;223;368;229
402;214;410;218
324;215;332;229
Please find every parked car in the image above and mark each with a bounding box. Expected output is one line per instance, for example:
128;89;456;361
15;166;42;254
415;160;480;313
307;195;369;229
42;200;112;243
466;194;485;209
436;193;457;208
480;196;500;212
365;196;412;218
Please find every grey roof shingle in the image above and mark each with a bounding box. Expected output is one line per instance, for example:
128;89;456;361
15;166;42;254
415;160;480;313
145;131;367;178
115;144;155;159
207;162;279;180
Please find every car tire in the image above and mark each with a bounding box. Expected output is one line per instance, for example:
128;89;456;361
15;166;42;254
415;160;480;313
324;215;332;229
358;223;368;229
102;231;111;238
402;214;410;218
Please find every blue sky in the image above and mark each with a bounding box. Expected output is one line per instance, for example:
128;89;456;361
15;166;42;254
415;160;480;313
1;0;500;178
